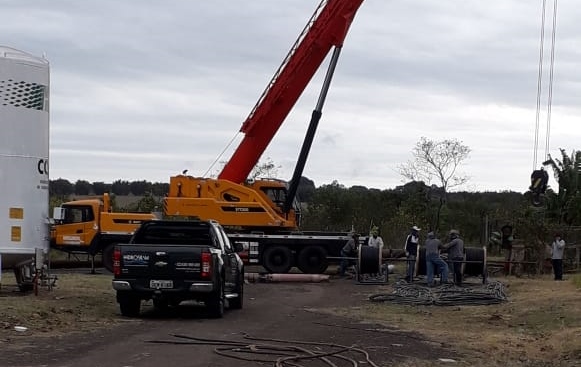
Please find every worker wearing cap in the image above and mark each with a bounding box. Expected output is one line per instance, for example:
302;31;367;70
425;232;449;286
339;233;359;277
443;229;464;286
404;226;421;282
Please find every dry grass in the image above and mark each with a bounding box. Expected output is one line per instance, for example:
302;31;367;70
329;275;581;366
1;269;581;366
0;272;119;336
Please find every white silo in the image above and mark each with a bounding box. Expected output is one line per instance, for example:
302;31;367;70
0;46;50;285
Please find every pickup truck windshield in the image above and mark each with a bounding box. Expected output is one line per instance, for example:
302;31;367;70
132;225;217;247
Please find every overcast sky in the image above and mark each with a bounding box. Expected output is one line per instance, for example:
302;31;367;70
3;0;580;193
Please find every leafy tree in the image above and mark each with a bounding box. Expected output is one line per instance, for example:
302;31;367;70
397;181;431;229
129;180;152;196
92;181;110;195
399;137;471;232
123;193;162;213
544;149;581;225
74;180;93;195
111;179;131;195
49;196;67;212
151;182;170;196
297;176;316;202
302;181;352;231
49;178;74;196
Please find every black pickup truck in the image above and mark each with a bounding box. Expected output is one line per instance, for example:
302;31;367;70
111;220;244;318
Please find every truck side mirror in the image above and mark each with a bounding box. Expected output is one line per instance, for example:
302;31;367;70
234;243;244;253
53;207;66;221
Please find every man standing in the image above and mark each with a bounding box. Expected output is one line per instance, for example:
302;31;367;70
425;232;449;286
368;227;384;251
443;229;464;286
339;233;359;277
551;233;566;281
404;226;421;282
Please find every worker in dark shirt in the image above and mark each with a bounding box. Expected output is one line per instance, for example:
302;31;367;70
529;167;549;194
339;233;359;277
404;226;421;282
443;229;464;286
424;232;449;286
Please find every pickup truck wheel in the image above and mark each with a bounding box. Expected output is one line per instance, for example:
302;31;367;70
206;281;225;318
102;244;115;273
297;246;328;274
263;246;293;273
119;296;140;317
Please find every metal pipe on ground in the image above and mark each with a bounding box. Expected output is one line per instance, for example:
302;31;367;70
245;273;330;283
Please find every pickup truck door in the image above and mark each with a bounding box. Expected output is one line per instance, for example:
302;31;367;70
215;226;239;292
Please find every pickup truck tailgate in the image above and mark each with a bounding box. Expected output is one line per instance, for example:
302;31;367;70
118;245;207;289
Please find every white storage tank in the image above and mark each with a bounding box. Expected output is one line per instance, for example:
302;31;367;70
0;46;50;271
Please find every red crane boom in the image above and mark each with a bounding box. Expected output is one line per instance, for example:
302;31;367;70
218;0;364;183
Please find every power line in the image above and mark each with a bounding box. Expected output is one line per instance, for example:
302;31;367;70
544;0;559;162
533;0;547;170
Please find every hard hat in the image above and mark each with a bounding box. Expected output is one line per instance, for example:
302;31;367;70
449;229;460;236
412;225;421;231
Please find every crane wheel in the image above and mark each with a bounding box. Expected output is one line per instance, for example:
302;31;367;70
297;246;328;274
262;245;293;274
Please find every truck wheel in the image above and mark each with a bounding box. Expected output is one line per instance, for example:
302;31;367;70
263;246;293;274
229;276;243;310
297;246;328;274
206;281;225;318
102;244;115;273
119;295;141;317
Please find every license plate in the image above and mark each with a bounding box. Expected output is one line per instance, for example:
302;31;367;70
149;280;173;289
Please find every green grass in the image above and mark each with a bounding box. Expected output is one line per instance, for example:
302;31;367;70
0;273;119;335
572;274;581;288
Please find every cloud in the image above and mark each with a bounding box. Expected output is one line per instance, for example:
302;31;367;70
2;0;580;193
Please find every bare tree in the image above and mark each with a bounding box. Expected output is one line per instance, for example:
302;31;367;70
399;137;471;231
209;157;281;180
250;157;282;180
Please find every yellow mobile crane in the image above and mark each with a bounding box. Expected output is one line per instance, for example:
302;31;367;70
164;0;365;274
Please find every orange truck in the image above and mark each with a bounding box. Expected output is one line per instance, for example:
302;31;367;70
50;193;157;271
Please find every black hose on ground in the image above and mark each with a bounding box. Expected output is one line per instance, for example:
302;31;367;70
369;280;508;306
146;333;381;367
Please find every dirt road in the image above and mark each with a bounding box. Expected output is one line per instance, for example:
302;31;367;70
1;279;454;367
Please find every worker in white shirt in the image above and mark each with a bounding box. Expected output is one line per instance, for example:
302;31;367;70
368;227;384;251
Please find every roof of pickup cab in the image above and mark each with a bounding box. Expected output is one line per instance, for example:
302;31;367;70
132;220;218;245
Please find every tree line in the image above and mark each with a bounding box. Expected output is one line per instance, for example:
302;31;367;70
48;145;581;262
49;179;169;197
48;176;526;245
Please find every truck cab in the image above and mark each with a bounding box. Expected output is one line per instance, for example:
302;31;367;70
51;193;158;270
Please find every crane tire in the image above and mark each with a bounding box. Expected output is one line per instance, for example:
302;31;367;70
262;245;293;274
297;246;328;274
